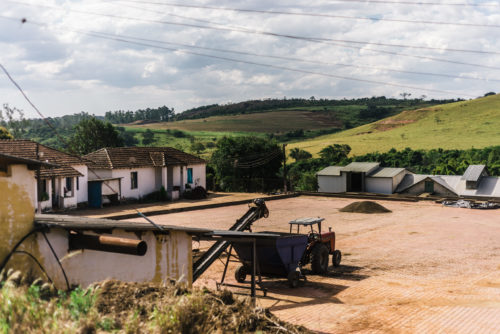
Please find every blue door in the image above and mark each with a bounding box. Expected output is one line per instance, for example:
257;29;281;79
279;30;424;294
88;181;102;208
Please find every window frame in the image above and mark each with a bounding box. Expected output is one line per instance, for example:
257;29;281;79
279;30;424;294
131;171;138;189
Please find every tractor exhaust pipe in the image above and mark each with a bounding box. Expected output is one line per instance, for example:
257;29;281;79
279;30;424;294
69;233;147;256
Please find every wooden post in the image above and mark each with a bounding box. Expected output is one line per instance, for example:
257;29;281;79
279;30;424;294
282;144;287;193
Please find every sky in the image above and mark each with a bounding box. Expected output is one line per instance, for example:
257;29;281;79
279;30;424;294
0;0;499;118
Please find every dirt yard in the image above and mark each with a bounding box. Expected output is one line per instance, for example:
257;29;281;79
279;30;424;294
126;196;500;333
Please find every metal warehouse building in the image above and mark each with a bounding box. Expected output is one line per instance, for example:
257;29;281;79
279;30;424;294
317;162;409;194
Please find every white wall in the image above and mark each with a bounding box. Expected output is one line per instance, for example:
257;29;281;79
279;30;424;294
88;169;112;179
102;179;121;196
318;173;346;193
187;163;206;188
111;167;156;199
366;177;393;194
74;164;88;204
6;164;37;207
36;228;193;289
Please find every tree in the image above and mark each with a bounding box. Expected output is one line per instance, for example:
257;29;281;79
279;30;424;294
400;92;411;100
190;142;205;154
210;136;282;192
0;126;13;139
115;126;139;147
69;118;123;155
289;148;312;161
142;129;155;145
319;144;351;165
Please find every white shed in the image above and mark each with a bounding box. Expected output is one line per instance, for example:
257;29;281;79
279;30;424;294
365;167;408;194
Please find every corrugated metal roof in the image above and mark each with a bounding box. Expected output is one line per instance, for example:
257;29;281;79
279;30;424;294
341;162;380;173
316;166;343;176
457;176;500;197
369;167;406;178
395;174;459;195
462;165;487;181
395;174;427;193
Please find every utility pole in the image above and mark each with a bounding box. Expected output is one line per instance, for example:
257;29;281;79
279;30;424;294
282;144;287;193
36;143;41;214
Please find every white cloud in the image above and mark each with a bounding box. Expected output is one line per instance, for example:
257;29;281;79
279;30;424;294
0;0;498;118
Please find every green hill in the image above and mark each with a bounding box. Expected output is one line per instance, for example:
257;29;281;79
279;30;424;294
290;94;500;156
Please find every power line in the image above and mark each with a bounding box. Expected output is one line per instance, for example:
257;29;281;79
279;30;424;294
327;0;500;7
88;30;499;83
4;5;500;73
113;1;500;56
107;0;500;29
0;16;478;97
5;2;499;72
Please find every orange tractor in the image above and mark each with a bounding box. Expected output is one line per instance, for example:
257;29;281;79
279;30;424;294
289;217;341;274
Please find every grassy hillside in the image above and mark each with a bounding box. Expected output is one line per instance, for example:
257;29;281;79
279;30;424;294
290;94;500;156
128;108;349;133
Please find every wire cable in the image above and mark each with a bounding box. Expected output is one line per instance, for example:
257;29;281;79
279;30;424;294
13;250;54;285
326;0;500;8
111;1;500;56
0;17;476;97
4;4;499;72
0;228;40;275
87;30;500;83
106;0;500;29
3;4;500;73
41;230;70;290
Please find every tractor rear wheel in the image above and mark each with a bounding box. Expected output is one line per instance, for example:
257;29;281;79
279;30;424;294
332;250;342;267
235;265;247;283
311;243;329;274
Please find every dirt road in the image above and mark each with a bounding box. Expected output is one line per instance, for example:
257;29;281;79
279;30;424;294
127;196;500;333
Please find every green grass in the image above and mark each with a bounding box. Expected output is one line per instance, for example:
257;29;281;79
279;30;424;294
290;94;500;156
124;127;267;158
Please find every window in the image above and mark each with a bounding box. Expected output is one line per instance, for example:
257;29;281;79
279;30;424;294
66;177;72;191
76;177;79;191
131;171;138;189
187;168;193;184
65;177;73;197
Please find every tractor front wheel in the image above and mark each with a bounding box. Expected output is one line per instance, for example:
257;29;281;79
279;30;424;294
332;250;342;267
235;265;247;283
311;244;329;274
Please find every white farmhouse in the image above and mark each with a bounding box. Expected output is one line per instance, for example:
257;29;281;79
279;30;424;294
0;139;89;211
84;147;206;206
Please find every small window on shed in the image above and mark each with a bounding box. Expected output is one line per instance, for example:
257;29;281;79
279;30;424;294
131;171;138;189
187;168;193;184
424;181;434;193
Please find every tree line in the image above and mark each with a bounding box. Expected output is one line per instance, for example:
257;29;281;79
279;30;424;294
177;96;459;120
104;106;174;124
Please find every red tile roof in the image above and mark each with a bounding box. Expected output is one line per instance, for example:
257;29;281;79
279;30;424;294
0;139;84;178
84;147;205;169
